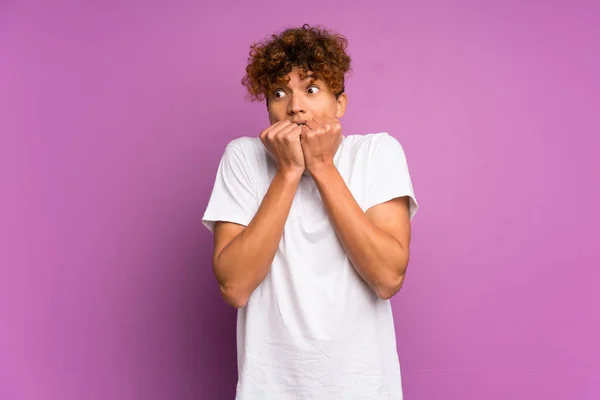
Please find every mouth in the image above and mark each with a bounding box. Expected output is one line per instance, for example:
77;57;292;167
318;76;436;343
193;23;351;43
293;120;307;126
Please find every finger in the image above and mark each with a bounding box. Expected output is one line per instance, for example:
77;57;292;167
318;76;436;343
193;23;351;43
328;117;341;129
321;116;339;133
284;128;302;143
284;131;302;141
320;115;337;124
262;120;287;139
276;122;302;138
321;117;340;133
266;120;293;140
300;124;311;136
260;126;270;140
305;120;320;131
273;120;293;134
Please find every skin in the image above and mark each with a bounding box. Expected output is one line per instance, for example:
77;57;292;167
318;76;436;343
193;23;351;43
212;67;412;308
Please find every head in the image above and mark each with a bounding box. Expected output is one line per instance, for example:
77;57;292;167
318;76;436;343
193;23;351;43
242;24;351;125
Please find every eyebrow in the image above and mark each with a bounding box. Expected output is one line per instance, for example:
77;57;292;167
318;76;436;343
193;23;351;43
303;75;318;84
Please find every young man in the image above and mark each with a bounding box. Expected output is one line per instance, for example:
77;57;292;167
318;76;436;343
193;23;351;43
202;24;418;399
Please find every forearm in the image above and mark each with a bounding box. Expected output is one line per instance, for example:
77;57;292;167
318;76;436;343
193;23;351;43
214;170;301;306
311;164;408;299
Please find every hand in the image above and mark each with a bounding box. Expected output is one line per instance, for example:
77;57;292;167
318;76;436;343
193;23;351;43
300;116;343;174
260;120;305;176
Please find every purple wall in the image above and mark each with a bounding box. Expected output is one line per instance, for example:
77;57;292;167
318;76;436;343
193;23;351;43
1;1;599;399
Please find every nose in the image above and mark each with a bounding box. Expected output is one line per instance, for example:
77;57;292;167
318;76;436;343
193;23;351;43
287;92;306;115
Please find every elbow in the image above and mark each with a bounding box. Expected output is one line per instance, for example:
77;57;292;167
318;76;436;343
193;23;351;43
375;273;405;300
375;252;409;300
219;284;249;309
213;259;249;309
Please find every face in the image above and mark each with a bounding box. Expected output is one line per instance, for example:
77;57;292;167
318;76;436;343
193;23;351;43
267;67;347;126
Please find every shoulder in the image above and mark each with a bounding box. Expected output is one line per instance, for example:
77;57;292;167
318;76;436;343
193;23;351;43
344;132;406;155
221;136;266;163
225;136;264;154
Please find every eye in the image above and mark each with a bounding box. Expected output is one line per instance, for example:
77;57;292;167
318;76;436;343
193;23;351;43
307;85;320;94
272;89;286;99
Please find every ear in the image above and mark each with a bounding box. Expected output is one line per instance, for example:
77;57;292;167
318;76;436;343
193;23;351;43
335;93;347;119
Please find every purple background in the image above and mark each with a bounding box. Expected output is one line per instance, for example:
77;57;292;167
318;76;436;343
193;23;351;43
1;1;599;399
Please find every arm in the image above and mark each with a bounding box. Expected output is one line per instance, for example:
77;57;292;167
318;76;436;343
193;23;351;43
210;120;305;308
300;117;415;300
213;170;301;308
310;164;411;300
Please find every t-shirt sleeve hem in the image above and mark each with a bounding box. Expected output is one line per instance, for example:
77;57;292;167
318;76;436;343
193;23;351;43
363;191;419;221
201;213;253;233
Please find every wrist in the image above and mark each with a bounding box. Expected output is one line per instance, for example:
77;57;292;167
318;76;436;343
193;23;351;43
307;161;336;177
277;167;304;182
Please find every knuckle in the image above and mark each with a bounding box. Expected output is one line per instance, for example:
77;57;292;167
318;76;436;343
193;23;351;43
279;127;291;136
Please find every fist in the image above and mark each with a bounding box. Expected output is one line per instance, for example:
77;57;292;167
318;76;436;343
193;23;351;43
260;120;305;175
299;116;343;173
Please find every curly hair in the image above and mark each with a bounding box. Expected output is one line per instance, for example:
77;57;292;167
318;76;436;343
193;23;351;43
242;24;352;102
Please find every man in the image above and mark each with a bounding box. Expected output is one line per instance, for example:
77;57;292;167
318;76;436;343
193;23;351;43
202;24;418;399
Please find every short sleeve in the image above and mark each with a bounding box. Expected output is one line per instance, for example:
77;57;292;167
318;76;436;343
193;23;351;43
363;133;419;220
202;142;259;233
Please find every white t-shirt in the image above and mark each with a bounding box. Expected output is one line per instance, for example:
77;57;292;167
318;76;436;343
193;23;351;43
202;132;419;400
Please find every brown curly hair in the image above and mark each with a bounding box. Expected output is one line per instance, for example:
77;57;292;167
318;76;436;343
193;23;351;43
242;24;352;102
